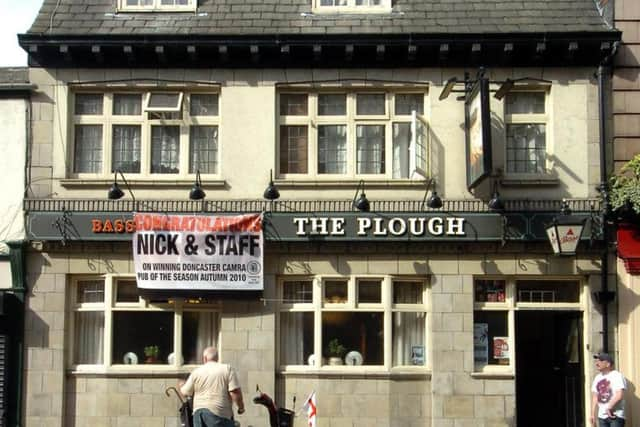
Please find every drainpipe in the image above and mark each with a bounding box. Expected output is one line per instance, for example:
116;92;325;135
595;42;619;353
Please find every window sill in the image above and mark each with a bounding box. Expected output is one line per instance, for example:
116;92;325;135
60;178;227;189
69;366;195;377
274;179;428;189
500;174;559;186
278;367;430;379
470;370;514;380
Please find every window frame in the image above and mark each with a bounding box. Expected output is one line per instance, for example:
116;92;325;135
69;275;221;373
117;0;197;12
70;90;220;179
312;0;392;14
277;89;429;180
472;276;583;375
277;274;429;373
503;87;551;177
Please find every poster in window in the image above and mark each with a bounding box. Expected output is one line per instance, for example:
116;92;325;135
493;336;510;359
465;76;492;190
411;345;424;365
473;323;489;364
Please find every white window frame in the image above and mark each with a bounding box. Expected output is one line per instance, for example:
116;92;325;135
71;90;220;179
277;275;429;373
69;275;221;373
503;87;551;177
144;92;184;112
312;0;392;14
277;90;429;180
472;277;583;375
117;0;197;12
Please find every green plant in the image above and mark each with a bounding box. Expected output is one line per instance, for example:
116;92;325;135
327;338;346;358
610;154;640;216
144;345;159;358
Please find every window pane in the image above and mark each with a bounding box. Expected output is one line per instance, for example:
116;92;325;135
74;125;103;173
357;279;381;303
280;312;314;365
506;124;546;174
151;126;180;174
393;281;423;304
392;122;410;178
356;125;385;174
322;312;383;365
189;126;218;174
74;312;104;364
147;93;181;110
280;94;308;116
283;280;313;303
112;311;173;365
115;280;139;303
393;312;425;366
324;280;347;303
112;125;141;173
113;94;142;115
356;93;385;115
506;92;545;114
182;311;219;364
76;280;104;303
318;125;346;174
516;280;580;303
318;94;346;115
395;94;423;115
190;94;218;116
75;94;103;115
474;279;506;303
280;126;308;174
474;311;509;368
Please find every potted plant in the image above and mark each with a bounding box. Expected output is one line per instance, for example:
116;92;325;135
144;345;159;364
610;154;640;222
327;338;346;365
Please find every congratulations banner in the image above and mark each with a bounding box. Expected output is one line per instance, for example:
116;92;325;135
132;213;263;291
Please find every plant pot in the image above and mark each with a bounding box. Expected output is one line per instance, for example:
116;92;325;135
328;357;343;365
145;356;158;364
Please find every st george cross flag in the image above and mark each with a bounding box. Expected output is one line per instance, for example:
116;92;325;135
302;391;317;427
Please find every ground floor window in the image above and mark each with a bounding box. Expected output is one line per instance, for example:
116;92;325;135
278;275;427;370
473;277;581;373
71;275;220;370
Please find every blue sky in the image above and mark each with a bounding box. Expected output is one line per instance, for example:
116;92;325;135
0;0;43;66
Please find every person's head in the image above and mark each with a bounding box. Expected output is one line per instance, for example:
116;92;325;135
594;352;614;373
202;346;219;363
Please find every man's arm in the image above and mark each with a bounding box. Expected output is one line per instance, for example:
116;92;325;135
179;376;194;397
590;392;598;425
230;388;245;414
606;389;624;417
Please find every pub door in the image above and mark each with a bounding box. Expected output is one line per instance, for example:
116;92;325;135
515;311;584;427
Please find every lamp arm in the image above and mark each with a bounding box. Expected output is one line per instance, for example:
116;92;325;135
115;169;136;202
421;178;435;206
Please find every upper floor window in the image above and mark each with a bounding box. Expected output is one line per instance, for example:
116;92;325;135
71;91;219;178
118;0;197;12
505;91;548;175
277;90;429;180
313;0;392;13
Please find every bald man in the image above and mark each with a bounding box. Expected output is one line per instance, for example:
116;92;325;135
179;347;245;427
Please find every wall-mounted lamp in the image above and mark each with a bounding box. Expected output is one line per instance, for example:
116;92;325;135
438;77;459;101
487;181;504;212
422;179;443;209
263;169;280;200
352;180;370;212
545;200;586;255
189;170;206;200
493;78;514;100
107;169;135;201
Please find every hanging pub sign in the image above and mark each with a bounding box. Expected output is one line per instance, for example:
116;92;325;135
465;75;493;190
132;213;263;291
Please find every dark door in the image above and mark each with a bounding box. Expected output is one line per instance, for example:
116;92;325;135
516;311;584;427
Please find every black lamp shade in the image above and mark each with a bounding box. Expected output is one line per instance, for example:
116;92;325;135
426;192;443;209
263;183;280;200
108;182;125;200
488;192;505;211
189;184;206;200
354;193;370;212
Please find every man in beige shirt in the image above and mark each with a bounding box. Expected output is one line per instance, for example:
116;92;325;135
179;347;245;427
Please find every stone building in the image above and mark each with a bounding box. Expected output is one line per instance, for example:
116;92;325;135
17;1;620;426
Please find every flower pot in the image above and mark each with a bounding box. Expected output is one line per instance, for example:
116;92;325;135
328;357;343;365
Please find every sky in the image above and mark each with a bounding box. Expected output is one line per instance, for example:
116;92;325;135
0;0;43;67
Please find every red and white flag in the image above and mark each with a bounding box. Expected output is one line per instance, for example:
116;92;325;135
302;391;317;427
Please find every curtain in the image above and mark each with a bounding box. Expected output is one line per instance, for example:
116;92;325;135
392;312;425;366
196;312;218;358
318;125;347;174
190;126;218;174
74;311;104;364
74;125;103;173
112;125;141;173
392;123;410;178
356;125;384;174
280;312;308;365
151;126;180;173
113;94;142;116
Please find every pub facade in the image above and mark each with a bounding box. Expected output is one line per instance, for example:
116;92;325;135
17;1;620;426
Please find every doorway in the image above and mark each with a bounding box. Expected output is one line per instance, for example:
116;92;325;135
516;311;584;427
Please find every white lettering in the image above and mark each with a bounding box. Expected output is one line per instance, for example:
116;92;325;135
330;218;346;235
388;217;407;236
428;217;443;235
357;217;372;235
293;218;309;235
446;217;466;235
310;217;329;235
373;218;387;236
409;217;426;236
